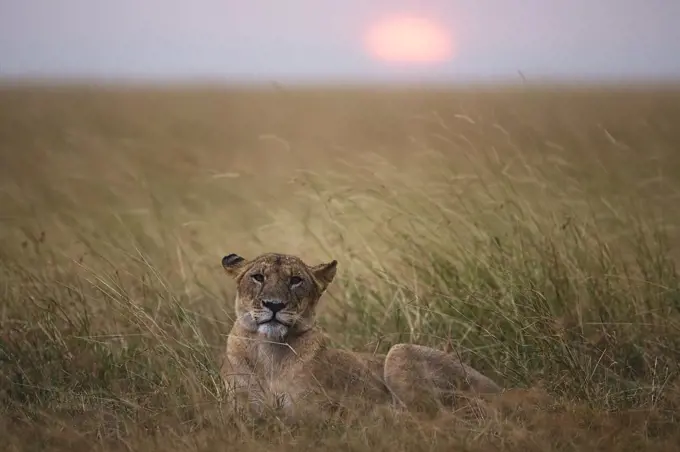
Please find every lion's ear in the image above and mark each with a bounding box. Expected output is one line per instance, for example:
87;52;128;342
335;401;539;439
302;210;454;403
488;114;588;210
222;254;248;277
310;260;337;292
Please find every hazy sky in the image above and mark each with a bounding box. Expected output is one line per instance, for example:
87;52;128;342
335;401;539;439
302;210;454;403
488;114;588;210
1;0;679;82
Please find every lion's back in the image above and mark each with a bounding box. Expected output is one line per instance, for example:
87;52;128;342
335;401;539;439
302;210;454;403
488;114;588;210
306;346;391;402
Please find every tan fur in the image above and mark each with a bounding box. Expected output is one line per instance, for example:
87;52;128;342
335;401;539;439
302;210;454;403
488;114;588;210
220;252;502;420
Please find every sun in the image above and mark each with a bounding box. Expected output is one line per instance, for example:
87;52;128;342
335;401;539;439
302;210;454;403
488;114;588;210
364;14;454;64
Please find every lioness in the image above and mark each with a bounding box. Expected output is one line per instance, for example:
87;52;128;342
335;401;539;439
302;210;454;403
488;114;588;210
220;252;501;419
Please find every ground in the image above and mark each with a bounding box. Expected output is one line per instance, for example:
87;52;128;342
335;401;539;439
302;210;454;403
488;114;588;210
1;84;679;451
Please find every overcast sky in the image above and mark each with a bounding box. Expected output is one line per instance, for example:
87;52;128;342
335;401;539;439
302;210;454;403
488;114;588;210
1;0;679;82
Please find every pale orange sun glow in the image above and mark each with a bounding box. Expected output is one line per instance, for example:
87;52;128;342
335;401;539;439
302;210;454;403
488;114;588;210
364;15;454;64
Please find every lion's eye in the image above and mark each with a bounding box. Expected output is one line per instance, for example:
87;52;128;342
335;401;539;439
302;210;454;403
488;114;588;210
251;273;265;283
290;276;303;287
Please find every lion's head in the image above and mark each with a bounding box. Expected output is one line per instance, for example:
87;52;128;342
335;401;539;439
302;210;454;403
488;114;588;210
221;252;337;341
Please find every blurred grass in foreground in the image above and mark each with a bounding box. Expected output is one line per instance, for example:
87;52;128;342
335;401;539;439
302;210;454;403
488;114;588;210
1;85;680;451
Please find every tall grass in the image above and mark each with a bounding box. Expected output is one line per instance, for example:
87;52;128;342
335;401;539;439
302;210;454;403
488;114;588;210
1;86;680;451
304;155;680;408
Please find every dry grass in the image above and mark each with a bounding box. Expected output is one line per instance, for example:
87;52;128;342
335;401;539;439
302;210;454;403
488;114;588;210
1;84;680;451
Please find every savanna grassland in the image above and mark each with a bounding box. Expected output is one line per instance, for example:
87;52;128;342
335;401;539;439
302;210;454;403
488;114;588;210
1;83;680;451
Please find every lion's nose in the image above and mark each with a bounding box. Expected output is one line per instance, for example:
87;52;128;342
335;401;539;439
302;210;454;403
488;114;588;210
262;300;286;314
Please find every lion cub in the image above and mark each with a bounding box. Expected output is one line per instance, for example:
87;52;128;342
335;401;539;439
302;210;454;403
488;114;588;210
220;252;501;419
